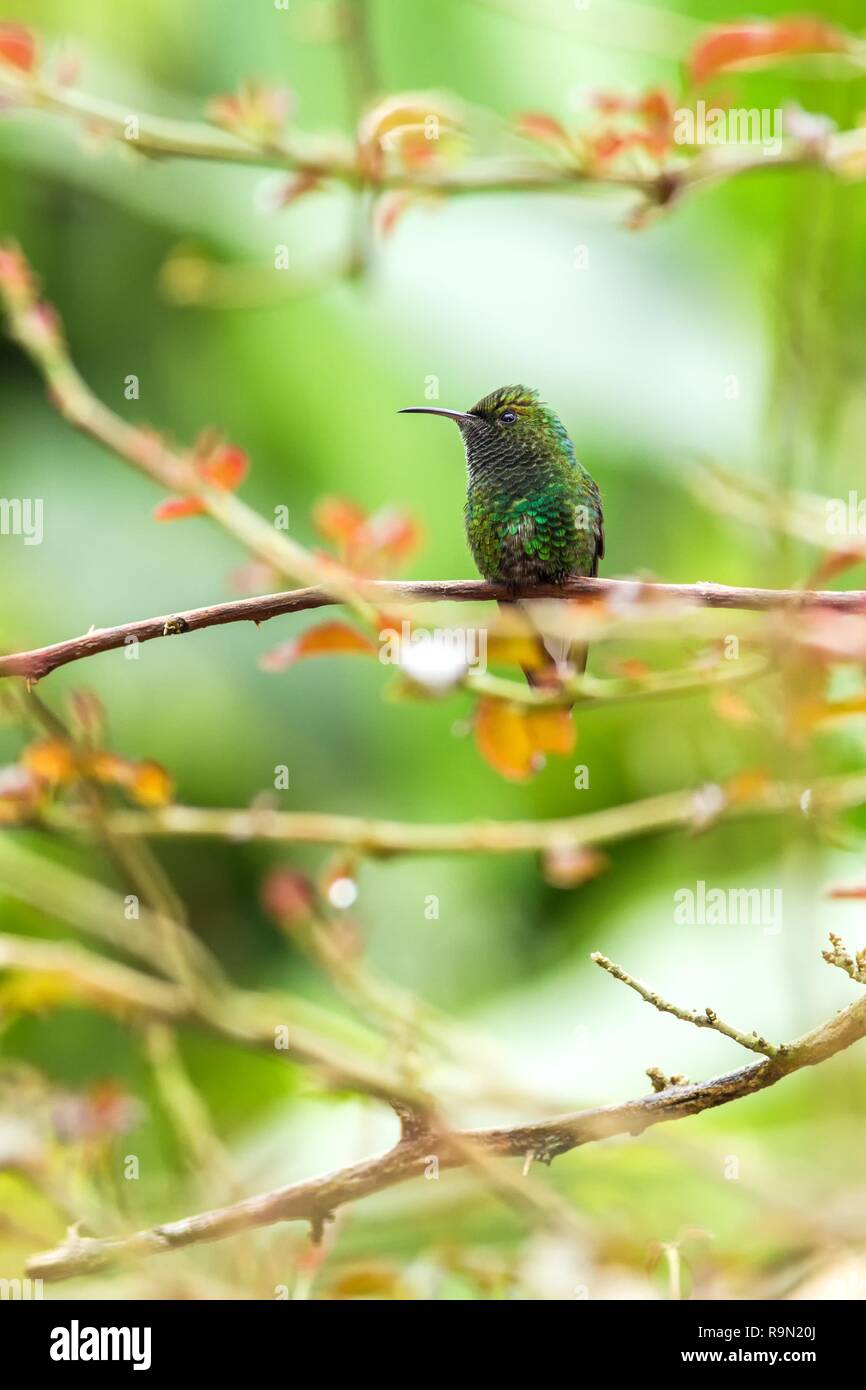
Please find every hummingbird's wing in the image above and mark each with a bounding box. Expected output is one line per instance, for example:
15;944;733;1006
588;476;605;571
517;478;604;681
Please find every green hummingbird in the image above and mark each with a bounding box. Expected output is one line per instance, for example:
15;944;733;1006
400;385;604;678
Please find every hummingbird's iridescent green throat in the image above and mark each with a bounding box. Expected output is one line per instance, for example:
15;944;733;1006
400;384;604;592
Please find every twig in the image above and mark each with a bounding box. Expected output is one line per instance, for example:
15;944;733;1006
3;66;866;209
822;932;866;986
0;842;427;1106
26;963;866;1281
0;934;189;1020
0;247;375;625
591;953;779;1056
43;770;866;855
0;577;861;681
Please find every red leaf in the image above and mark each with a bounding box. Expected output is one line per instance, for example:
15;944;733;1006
153;495;206;522
374;190;418;238
260;621;376;672
0;23;35;72
313;496;367;550
690;18;851;85
261;867;317;926
198;443;248;490
312;495;422;574
516;112;573;148
474;699;575;782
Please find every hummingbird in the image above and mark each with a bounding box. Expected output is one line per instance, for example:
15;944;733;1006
400;385;604;680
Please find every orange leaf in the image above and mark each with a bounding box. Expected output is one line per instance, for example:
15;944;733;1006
475;700;537;781
358;506;422;569
21;738;77;784
153;495;206;522
313;496;367;550
207;82;293;139
724;768;771;805
127;759;174;806
0;243;36;299
516;112;573;148
794;692;866;732
0;972;78;1016
358;94;459;168
690;18;851;85
198;443;248;490
261;868;316;925
526;706;576;757
611;658;651;680
712;689;758;725
81;751;174;805
79;750;124;782
0;23;35;72
312;496;422;574
260;621;376;672
474;699;575;781
805;547;866;587
374;190;419;238
485;633;548;671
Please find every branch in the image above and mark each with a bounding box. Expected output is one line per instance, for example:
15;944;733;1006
591;953;779;1056
0;246;375;625
26;947;866;1282
45;770;866;855
4;65;866;211
0;838;427;1107
0;934;189;1021
1;577;863;681
822;931;866;986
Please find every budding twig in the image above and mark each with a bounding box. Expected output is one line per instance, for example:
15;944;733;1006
591;952;780;1057
822;931;866;985
3;66;866;212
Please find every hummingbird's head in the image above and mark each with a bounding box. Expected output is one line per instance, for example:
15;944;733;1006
399;385;570;467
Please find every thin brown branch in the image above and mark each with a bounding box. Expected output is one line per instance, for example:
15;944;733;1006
0;577;862;681
591;953;779;1056
0;246;375;625
26;958;866;1282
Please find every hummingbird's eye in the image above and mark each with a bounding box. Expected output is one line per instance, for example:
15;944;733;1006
499;410;517;424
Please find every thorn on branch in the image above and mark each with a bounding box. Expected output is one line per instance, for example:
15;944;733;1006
309;1207;335;1245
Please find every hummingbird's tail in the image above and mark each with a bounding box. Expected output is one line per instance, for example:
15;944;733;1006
498;599;587;689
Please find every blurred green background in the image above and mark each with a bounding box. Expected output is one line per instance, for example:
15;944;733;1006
2;0;866;1300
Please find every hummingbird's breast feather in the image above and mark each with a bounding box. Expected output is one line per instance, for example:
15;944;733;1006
465;484;600;587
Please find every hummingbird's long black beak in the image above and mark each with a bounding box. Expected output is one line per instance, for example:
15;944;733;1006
398;406;475;423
